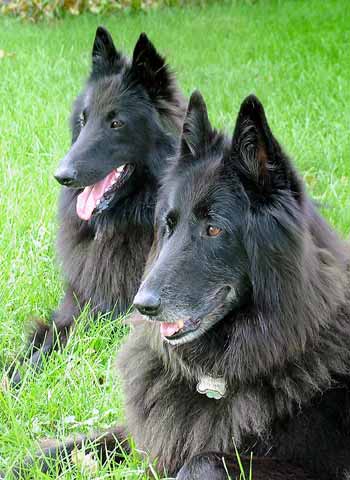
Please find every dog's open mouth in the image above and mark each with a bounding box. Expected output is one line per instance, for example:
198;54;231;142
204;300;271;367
76;164;134;221
160;317;201;341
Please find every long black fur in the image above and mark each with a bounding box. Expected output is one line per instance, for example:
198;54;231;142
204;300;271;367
120;92;350;479
12;27;185;384
14;93;350;480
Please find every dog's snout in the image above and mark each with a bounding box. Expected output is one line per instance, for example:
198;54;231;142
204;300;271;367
134;289;162;317
54;167;78;187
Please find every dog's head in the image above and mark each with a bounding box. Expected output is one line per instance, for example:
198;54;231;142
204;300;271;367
55;27;183;221
134;90;304;346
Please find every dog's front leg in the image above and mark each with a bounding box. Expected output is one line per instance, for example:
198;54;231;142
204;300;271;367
176;452;315;480
10;285;80;385
176;452;233;480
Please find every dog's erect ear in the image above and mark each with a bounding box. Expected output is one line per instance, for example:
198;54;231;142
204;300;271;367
232;95;298;196
131;33;172;100
91;26;123;78
180;90;215;159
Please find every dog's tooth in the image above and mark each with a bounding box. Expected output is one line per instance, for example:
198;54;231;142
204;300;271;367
178;320;184;329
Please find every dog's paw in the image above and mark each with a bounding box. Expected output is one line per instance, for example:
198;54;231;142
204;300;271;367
176;456;226;480
175;464;192;480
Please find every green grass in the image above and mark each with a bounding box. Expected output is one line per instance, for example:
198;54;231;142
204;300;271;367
0;0;350;477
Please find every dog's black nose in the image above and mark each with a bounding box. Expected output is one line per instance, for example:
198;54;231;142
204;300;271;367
134;290;161;316
54;168;78;187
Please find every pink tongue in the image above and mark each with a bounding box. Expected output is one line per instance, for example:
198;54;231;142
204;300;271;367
160;322;181;338
76;170;118;221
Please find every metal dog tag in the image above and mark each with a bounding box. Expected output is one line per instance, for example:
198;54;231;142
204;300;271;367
197;375;226;400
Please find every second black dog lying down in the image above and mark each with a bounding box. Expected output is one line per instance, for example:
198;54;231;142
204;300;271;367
21;93;350;479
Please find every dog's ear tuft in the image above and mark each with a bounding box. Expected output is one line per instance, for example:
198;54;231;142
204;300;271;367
91;26;123;78
131;33;172;100
180;90;215;160
231;95;299;197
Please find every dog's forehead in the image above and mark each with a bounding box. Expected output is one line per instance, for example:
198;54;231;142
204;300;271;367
169;158;225;213
85;74;131;113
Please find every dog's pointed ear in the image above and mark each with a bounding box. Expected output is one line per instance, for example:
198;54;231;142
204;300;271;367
91;26;123;77
180;90;215;160
131;33;172;100
231;95;298;196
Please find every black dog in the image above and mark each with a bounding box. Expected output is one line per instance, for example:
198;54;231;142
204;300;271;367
15;93;350;480
127;92;350;479
14;27;185;382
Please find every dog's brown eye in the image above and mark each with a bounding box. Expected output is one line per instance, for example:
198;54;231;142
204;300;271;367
207;226;222;237
111;120;124;129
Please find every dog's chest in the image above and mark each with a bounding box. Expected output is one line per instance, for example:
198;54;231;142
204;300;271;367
117;331;272;474
56;194;153;312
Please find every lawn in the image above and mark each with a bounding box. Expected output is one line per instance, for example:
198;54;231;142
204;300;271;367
0;0;350;477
